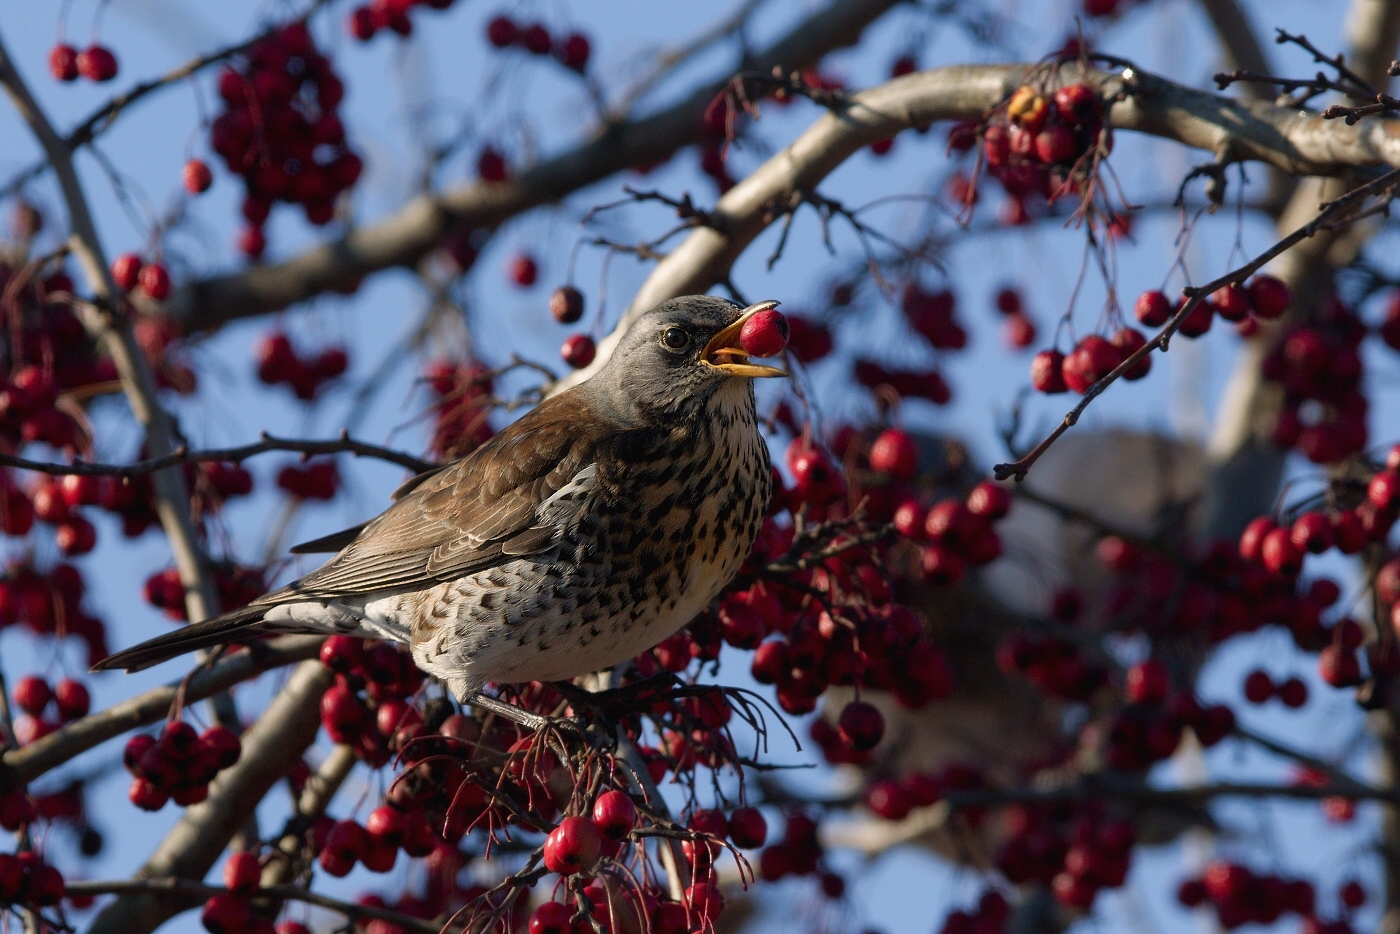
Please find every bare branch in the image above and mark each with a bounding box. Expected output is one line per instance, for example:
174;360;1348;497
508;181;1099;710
1197;0;1272;88
0;431;433;478
0;636;324;787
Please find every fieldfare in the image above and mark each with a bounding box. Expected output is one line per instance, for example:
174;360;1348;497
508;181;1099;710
97;296;785;716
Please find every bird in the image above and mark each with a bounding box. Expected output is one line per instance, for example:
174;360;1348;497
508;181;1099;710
95;296;785;721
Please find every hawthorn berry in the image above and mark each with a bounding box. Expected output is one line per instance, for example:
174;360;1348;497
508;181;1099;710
201;892;251;934
522;23;553;54
837;700;885;751
56;516;96;555
183;159;213;194
49;45;79;82
739;309;790;358
477;146;508;182
1242;669;1273;703
728;806;767;848
868;428;917;480
1277;677;1308;708
13;675;51;716
1031;349;1068;393
592;790;638;840
549;286;585;324
110;253;143;291
555;33;591;72
76;45;118;82
222;851;261;894
1111;327;1150;380
1247;275;1290;318
1125;660;1168;704
487;16;519;47
542;815;603;875
1034;124;1076;164
509;253;538;287
54;678;90;720
1212;284;1250;322
1133;290;1171;327
561;334;596;369
529;902;572;934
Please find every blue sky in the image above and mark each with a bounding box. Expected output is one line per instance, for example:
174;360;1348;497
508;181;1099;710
0;0;1392;931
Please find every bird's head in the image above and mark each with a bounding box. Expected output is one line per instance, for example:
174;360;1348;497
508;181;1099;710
588;295;787;422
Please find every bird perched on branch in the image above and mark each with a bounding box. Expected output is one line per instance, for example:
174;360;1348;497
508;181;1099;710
96;296;785;721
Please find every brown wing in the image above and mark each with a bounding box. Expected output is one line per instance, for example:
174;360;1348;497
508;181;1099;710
265;391;605;601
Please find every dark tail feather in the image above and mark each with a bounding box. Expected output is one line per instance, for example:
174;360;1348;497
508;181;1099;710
93;604;277;673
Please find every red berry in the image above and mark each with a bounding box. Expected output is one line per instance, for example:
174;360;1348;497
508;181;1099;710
1238;516;1276;563
542;815;603;875
521;23;553;55
1030;349;1068;393
739;310;790;358
1277;677;1308;708
1369;470;1400;510
199;725;242;769
891;55;917;78
1033;124;1077;164
1319;645;1362;688
837;701;885;751
222;851;261;894
550;286;584;324
728;807;767;848
561;334;596;369
366;805;407;846
60;474;100;507
592;790;637;840
1260;526;1302;576
110;253;143;291
1340;880;1366;909
1125;660;1168;704
868;429;917;480
1052;83;1100;124
76;45;118;82
529;902;572;934
13;676;51;716
56;516;96;555
966;480;1010;520
1111;327;1151;380
1212;284;1250;322
49;45;80;82
555;33;591;72
1176;298;1214;338
138;263;171;299
1134;290;1171;327
1247;275;1290;319
201;892;251;934
477;146;508;182
1290;511;1333;553
1242;669;1273;703
864;779;911;820
27;863;64;907
54;678;90;721
509;253;538;287
128;777;169;811
238;226;266;259
182;159;213;194
486;16;518;47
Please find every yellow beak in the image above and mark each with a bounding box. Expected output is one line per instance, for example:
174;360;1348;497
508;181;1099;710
701;300;788;378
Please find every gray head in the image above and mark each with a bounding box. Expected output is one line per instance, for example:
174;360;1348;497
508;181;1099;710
584;295;786;423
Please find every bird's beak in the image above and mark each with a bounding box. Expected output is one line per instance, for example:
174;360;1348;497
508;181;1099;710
701;300;788;378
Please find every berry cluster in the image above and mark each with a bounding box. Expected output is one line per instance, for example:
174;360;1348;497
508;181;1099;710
0;560;106;665
423;358;495;460
978;83;1106;221
348;0;457;42
48;44;117;82
8;675;89;747
862;763;983;822
998;809;1138;910
109;253;171;301
485;15;592;72
209;23;361;256
275;460;339;500
937;891;1011;934
318;637;427;765
1264;296;1366;464
755;810;824;882
0;850;65;913
198;851;277;934
122;721;243;811
254;331;349;399
995;286;1037;349
1176;861;1327;930
142;562;265;621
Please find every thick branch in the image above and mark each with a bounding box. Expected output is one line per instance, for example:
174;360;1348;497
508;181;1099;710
164;0;902;333
85;660;332;934
0;636;323;787
555;60;1400;393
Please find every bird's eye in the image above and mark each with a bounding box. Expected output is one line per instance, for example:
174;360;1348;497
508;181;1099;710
661;327;691;351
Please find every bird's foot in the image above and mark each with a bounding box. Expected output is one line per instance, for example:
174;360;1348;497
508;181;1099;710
467;691;609;758
547;672;680;720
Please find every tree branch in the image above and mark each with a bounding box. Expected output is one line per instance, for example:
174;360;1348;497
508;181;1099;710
1197;0;1272;89
0;431;433;478
162;0;903;333
85;660;332;934
554;59;1400;394
0;636;324;788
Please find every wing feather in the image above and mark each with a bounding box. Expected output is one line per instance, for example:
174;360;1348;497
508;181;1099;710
266;392;604;601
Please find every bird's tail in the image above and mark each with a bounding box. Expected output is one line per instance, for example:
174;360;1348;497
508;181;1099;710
92;604;283;673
